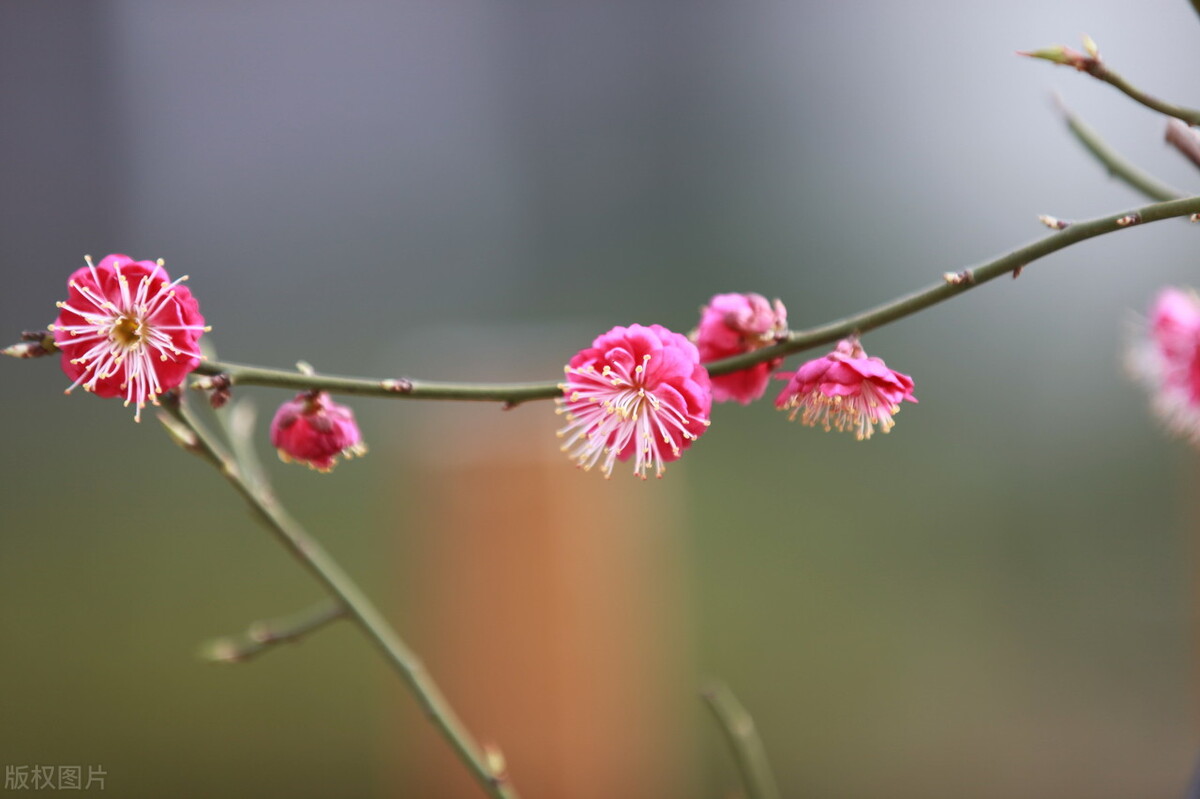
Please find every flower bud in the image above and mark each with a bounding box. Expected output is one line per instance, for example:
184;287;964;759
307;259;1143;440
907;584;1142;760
269;391;367;472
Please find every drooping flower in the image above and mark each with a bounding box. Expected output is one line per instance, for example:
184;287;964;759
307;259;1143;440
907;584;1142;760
270;391;367;472
775;337;916;439
693;292;788;404
50;254;208;421
557;324;712;479
1126;286;1200;442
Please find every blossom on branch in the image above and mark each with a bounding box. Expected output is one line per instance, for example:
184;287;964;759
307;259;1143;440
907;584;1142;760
50;254;208;421
693;292;788;404
270;391;367;472
775;337;916;440
1127;286;1200;443
557;324;712;479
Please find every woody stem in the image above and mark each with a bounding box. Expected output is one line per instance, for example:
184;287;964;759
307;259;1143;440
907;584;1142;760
160;395;519;799
189;194;1200;401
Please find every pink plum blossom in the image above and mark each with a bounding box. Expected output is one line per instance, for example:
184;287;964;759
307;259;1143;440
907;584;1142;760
694;292;788;404
775;337;916;439
1127;286;1200;442
557;323;712;479
270;391;367;472
51;254;208;421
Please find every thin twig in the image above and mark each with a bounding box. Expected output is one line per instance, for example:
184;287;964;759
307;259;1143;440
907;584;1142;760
191;361;557;404
159;395;518;799
188;194;1200;398
218;399;270;495
201;598;348;663
701;681;781;799
1166;119;1200;172
1092;64;1200;126
1054;97;1182;201
1021;45;1200;126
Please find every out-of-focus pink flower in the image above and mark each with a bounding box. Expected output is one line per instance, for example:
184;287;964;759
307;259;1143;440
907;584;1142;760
51;254;208;421
557;323;712;479
270;391;367;472
1127;287;1200;441
694;292;788;404
775;337;916;439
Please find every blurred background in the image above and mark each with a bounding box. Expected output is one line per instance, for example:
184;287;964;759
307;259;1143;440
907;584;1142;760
3;1;1200;796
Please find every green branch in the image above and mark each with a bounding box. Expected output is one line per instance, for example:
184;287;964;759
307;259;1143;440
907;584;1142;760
191;360;559;404
159;395;519;799
201;599;347;663
1021;43;1200;126
1092;63;1200;126
1054;98;1182;202
701;681;781;799
189;194;1200;401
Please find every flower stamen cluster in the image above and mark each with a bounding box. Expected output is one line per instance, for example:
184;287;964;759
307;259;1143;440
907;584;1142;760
557;324;711;479
50;255;208;421
775;337;916;440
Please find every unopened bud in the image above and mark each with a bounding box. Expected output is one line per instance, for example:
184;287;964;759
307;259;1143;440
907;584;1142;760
942;270;975;286
1038;215;1070;230
192;373;233;408
1017;44;1093;71
483;743;508;784
382;377;414;394
1081;34;1099;60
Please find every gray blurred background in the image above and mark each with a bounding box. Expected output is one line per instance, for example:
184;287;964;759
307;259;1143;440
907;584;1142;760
3;1;1200;797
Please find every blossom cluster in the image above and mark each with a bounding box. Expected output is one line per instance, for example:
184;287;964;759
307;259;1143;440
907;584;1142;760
557;294;917;478
33;255;928;479
44;255;370;471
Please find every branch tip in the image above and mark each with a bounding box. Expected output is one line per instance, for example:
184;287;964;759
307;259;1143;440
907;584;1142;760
200;638;244;664
3;330;56;359
483;743;509;785
701;680;781;799
1027;36;1200;125
200;599;348;664
1165;119;1200;172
